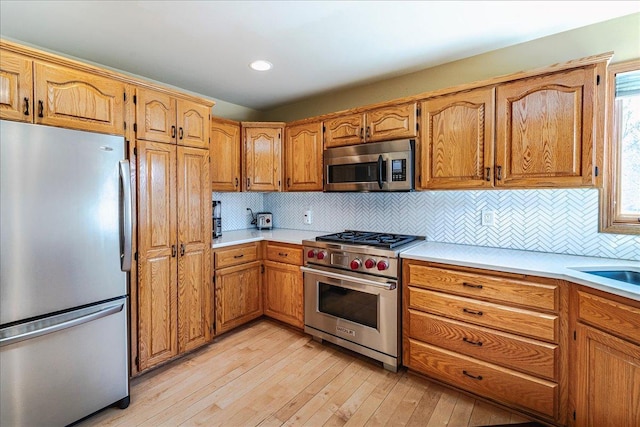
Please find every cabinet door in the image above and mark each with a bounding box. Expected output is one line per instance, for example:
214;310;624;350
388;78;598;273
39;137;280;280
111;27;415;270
420;88;494;189
215;261;263;335
244;127;281;191
177;146;212;352
575;324;640;426
137;140;178;370
263;260;304;328
0;50;33;122
33;62;124;135
210;118;241;191
285;121;323;191
135;88;177;144
366;103;417;142
496;67;597;187
324;113;364;148
177;99;210;149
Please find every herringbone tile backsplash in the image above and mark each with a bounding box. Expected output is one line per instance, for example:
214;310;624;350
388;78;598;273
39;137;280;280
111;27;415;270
214;189;640;261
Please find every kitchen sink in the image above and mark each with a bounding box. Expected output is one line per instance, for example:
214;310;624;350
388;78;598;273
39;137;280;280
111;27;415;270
579;269;640;286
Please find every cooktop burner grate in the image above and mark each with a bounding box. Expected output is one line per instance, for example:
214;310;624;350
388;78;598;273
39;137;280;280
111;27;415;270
316;230;420;249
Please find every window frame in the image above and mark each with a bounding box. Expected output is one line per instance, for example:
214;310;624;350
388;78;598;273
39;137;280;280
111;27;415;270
600;59;640;234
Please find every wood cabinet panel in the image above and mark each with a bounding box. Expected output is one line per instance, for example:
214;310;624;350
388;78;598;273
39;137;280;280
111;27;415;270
34;61;124;134
215;261;263;335
405;263;558;311
177;99;209;149
323;113;364;148
210;118;241;191
244;126;281;191
409;309;557;380
408;287;558;342
576;290;640;345
263;260;304;328
420;88;494;189
495;66;597;187
408;339;558;418
137;141;178;370
575;323;640;427
366;103;417;142
0;50;33;122
136;88;176;144
177;147;212;352
265;242;303;265
284;121;323;191
214;243;259;269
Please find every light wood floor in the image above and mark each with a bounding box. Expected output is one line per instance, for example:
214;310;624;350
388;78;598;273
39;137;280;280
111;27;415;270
78;320;535;427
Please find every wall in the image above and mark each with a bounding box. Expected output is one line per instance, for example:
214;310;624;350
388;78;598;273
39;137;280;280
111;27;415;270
215;189;640;262
261;13;640;122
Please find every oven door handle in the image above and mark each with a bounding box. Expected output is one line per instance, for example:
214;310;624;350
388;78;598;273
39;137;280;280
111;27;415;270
301;266;397;290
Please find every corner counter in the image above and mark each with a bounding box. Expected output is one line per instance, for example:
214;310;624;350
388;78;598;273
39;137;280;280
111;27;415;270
212;228;332;249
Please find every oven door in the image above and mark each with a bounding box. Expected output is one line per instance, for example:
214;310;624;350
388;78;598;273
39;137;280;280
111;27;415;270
302;265;398;358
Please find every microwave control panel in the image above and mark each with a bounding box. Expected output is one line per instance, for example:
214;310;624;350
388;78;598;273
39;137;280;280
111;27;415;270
391;159;407;181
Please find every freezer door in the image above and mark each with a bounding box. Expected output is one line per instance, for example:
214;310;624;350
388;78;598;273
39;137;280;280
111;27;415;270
1;121;128;324
0;298;129;427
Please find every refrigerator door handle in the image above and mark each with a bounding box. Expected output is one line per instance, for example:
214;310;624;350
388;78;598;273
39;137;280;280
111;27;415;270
119;159;133;272
0;301;124;347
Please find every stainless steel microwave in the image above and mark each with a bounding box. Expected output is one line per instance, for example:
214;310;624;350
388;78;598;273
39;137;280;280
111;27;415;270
324;139;415;192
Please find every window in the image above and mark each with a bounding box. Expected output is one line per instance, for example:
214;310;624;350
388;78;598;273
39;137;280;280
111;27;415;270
601;60;640;234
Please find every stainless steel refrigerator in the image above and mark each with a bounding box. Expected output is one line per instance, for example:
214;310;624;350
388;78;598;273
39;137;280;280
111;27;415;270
0;120;132;426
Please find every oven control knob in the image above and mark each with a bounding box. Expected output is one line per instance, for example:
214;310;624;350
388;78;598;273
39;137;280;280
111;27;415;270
350;259;362;270
377;260;389;271
364;259;376;269
317;251;327;260
307;249;316;258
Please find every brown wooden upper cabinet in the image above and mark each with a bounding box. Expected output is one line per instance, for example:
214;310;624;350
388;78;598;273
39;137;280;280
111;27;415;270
495;66;599;188
0;50;33;123
284;121;323;191
0;50;125;135
324;103;417;148
210;117;241;192
135;87;210;149
420;87;495;189
242;122;283;192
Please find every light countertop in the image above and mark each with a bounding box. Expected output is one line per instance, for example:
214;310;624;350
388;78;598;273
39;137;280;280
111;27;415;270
401;241;640;301
212;228;331;249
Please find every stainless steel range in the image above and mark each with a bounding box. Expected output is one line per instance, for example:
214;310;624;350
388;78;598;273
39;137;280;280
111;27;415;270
302;230;424;372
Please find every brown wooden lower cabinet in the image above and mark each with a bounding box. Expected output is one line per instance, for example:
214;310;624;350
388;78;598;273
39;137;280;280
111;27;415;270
403;259;568;425
214;260;263;335
263;242;304;329
572;286;640;427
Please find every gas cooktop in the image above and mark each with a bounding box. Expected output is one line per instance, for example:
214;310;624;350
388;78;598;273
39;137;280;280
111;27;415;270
316;230;421;249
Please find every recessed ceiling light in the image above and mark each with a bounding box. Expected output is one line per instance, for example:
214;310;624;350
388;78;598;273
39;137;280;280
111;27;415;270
249;60;273;71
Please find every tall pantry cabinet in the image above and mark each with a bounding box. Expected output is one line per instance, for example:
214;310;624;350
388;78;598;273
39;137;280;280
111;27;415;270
135;87;213;372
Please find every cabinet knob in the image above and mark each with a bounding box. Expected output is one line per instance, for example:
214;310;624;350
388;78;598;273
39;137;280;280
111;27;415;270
485;167;491;182
171;125;176;138
180;243;185;256
171;245;177;257
23;97;30;116
179;127;184;140
38;100;44;118
496;166;502;181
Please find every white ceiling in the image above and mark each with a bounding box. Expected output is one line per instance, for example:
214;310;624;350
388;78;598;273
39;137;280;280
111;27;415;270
1;1;639;111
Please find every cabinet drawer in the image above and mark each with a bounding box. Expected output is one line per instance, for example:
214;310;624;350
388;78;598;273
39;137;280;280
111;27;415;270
408;309;558;380
577;290;640;344
266;242;303;265
406;264;558;311
214;243;259;269
408;287;558;342
407;339;557;418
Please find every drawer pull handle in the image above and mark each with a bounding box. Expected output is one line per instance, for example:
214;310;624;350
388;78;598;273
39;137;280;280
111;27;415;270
278;252;288;257
463;308;483;316
462;370;483;380
463;337;483;346
462;282;483;289
233;254;245;259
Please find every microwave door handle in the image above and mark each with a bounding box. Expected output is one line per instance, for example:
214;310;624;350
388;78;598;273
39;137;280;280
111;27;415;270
377;155;384;189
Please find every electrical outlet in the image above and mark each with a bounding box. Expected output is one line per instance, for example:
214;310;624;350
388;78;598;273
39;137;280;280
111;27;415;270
481;210;495;226
304;210;313;225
